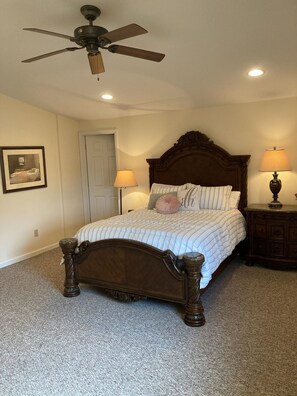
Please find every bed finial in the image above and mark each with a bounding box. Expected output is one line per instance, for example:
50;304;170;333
59;238;80;298
183;252;205;327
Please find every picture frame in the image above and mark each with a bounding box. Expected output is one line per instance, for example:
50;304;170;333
0;146;47;193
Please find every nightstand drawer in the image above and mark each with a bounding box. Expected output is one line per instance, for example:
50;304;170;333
268;242;285;257
253;223;267;238
253;240;285;257
288;226;297;242
288;244;297;259
269;224;285;240
253;239;267;256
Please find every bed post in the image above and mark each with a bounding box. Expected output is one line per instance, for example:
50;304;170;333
183;253;205;327
59;238;80;298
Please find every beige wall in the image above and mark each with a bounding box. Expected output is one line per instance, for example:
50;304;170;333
0;93;84;267
79;97;297;212
1;93;296;265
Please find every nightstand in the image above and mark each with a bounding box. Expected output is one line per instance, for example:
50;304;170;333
245;204;297;269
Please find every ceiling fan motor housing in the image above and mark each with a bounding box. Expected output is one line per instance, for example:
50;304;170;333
74;25;109;52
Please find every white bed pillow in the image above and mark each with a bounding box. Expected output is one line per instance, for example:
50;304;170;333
150;182;188;194
177;188;200;211
187;183;241;209
199;185;232;210
186;182;198;189
187;184;237;210
229;191;241;209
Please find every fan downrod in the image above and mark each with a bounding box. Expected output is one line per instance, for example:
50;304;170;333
80;5;101;22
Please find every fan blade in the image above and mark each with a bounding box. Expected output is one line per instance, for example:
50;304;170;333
108;45;165;62
22;47;81;63
100;24;147;44
88;52;105;74
23;28;75;41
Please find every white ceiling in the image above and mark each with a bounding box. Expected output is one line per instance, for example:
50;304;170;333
1;0;296;120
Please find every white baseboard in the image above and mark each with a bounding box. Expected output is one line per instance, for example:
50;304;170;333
0;243;59;269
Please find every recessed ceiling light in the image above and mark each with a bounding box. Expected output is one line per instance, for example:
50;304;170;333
101;94;113;100
248;68;264;77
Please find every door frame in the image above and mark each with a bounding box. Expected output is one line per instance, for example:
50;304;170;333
79;129;119;224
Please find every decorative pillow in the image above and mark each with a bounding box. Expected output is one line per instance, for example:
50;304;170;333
199;185;232;210
155;194;181;214
147;192;177;209
229;191;241;209
150;182;188;194
177;187;200;211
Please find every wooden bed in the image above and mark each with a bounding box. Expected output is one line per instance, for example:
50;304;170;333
60;131;250;327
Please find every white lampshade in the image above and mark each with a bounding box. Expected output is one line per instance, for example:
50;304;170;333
114;170;138;188
259;147;291;172
114;170;137;215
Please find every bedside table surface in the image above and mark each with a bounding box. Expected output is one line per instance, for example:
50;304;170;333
246;204;297;213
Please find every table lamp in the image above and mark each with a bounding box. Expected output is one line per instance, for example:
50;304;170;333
259;147;291;208
114;170;138;214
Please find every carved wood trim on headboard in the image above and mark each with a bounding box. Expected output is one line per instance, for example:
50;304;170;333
146;131;250;214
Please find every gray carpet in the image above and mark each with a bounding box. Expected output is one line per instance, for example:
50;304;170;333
0;248;296;396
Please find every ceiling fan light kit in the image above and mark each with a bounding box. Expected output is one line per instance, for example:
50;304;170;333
22;4;165;75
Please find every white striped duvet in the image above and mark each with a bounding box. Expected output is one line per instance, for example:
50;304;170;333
75;209;246;288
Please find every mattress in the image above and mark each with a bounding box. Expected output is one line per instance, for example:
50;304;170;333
75;209;246;288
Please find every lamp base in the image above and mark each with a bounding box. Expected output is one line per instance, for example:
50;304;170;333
268;172;282;209
268;201;282;209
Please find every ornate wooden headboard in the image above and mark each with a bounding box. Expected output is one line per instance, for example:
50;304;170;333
146;131;250;214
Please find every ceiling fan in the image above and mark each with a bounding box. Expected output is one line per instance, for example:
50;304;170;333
22;4;165;75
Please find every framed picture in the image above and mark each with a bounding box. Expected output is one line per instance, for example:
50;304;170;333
0;146;47;193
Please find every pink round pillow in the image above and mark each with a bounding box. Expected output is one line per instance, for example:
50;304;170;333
155;194;180;214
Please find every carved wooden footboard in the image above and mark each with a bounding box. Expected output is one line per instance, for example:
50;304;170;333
60;238;206;327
